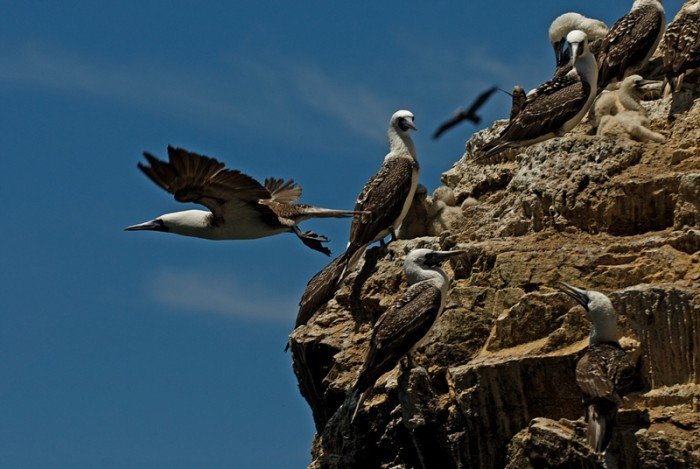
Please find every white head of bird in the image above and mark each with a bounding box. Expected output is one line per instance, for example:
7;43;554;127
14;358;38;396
388;110;417;157
549;13;608;67
558;282;619;345
403;248;465;292
125;209;214;239
566;30;598;86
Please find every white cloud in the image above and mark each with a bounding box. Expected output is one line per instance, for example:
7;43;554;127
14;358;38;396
149;267;296;322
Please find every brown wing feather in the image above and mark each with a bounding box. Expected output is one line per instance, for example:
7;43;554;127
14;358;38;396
576;343;637;404
663;11;700;73
348;157;416;250
354;282;441;393
598;5;664;86
138;146;271;218
495;75;590;144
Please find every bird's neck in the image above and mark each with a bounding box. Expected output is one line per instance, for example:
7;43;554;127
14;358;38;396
589;311;619;345
387;128;416;160
619;87;644;113
574;51;598;91
162;210;216;238
405;264;449;294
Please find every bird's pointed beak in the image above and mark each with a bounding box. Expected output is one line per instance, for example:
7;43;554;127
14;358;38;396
635;79;658;92
124;219;169;232
557;281;589;309
569;43;579;65
406;119;417;131
553;40;565;67
426;250;467;266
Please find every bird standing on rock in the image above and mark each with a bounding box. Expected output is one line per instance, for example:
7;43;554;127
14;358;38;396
351;248;465;422
558;282;642;454
126;146;363;255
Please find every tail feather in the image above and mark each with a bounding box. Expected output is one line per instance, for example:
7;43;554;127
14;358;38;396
351;389;367;423
587;401;617;453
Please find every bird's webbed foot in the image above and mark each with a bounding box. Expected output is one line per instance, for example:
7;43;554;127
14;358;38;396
293;226;331;256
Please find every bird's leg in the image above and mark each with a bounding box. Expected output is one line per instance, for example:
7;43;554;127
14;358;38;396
292;225;331;256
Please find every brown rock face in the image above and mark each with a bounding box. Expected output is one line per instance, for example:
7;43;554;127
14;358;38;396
289;82;700;468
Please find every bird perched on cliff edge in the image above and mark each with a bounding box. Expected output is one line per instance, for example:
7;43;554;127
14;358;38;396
558;282;642;454
597;0;666;90
477;30;598;159
351;248;465;422
509;86;527;121
661;0;700;95
125;146;362;255
433;86;498;139
549;12;609;77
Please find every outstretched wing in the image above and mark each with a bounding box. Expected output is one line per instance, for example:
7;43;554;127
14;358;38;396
138;146;272;221
349;157;416;249
465;86;498;116
354;282;441;393
433;109;470;139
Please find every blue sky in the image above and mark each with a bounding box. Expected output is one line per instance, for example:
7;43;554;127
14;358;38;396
0;1;684;467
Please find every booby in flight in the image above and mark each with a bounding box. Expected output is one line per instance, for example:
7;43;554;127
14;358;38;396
351;248;465;422
549;12;609;75
558;282;641;454
478;30;598;159
125;146;362;256
661;0;700;94
433;86;498;139
597;0;666;90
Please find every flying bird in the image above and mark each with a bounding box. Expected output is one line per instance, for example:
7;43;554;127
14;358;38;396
125;146;362;256
558;282;642;454
549;12;609;76
661;0;700;94
351;248;465;422
597;0;666;90
432;86;498;139
478;30;598;159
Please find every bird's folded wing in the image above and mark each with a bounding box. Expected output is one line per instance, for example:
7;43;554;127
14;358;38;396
360;283;441;380
500;76;589;142
139;146;271;215
349;157;416;246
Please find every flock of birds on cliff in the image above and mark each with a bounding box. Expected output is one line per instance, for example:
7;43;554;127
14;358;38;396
126;0;699;458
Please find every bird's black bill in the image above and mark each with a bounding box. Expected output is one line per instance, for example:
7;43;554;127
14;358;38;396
425;250;467;267
399;117;417;131
124;219;169;232
557;281;589;309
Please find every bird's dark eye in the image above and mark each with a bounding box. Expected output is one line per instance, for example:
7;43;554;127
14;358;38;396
398;117;411;131
154;219;169;232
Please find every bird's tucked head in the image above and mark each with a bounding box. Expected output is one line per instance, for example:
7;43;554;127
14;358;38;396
125;210;211;237
549;14;607;67
558;282;619;344
632;0;664;12
391;110;417;133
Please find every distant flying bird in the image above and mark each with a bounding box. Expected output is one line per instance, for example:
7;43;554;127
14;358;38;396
125;146;362;256
549;13;609;76
478;31;598;159
558;282;641;454
661;0;700;94
597;0;666;90
351;248;465;422
432;86;498;139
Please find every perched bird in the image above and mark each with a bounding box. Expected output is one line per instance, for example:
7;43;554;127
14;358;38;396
351;248;465;422
597;0;666;90
433;86;498;139
126;146;362;256
661;0;700;94
478;30;598;159
343;110;419;272
549;12;609;75
508;86;527;121
558;282;641;454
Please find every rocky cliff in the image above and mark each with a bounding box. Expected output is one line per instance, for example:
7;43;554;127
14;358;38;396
288;80;700;468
